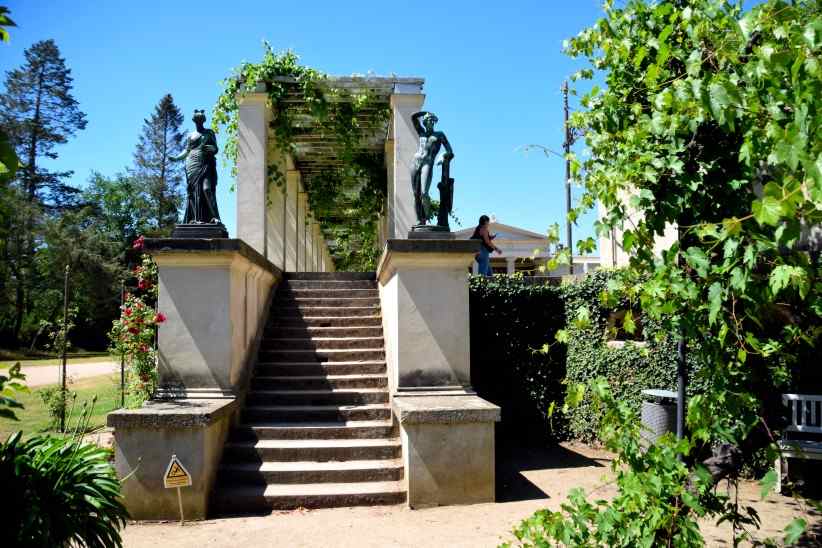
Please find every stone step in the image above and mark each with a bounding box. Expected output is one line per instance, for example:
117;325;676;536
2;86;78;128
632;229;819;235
267;326;383;338
285;272;376;281
216;458;404;485
279;288;378;299
230;420;396;441
269;315;382;328
255;361;387;376
210;480;405;514
246;388;388;406
258;348;385;363
275;297;381;308
222;438;401;462
284;280;377;290
242;403;391;423
251;374;388;390
261;336;384;351
273;306;380;318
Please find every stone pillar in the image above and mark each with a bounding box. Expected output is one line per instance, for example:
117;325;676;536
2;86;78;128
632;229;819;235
285;170;300;272
236;93;269;257
377;240;478;391
298;193;307;271
505;257;516;275
389;84;425;239
394;396;500;508
377;239;500;507
147;239;280;398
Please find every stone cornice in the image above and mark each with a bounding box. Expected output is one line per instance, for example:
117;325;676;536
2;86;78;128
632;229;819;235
376;239;480;283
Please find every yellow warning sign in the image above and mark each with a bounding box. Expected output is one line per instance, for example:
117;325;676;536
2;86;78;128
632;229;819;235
163;454;192;488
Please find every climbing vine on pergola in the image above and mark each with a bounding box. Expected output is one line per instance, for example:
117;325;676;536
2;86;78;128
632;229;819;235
212;45;391;270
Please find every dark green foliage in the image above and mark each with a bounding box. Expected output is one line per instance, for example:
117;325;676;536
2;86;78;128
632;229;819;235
0;429;128;547
0;362;25;420
562;270;709;443
469;270;708;444
469;274;567;443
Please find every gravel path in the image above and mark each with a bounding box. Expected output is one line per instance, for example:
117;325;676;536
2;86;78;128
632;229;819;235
20;361;120;387
120;443;820;547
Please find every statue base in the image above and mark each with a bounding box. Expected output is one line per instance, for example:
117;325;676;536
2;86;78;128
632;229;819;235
172;222;228;239
408;225;455;240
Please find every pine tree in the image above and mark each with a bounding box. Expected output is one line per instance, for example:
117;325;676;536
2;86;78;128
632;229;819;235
0;39;87;208
0;39;86;345
133;94;185;233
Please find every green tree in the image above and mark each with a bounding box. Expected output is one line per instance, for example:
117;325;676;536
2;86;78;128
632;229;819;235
0;39;87;207
0;39;86;344
511;0;821;545
133;93;185;234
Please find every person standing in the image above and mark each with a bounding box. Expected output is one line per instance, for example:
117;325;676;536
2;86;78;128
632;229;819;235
471;215;502;276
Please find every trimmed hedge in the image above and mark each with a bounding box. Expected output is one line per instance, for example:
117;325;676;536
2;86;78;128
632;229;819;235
469;270;708;444
469;275;567;443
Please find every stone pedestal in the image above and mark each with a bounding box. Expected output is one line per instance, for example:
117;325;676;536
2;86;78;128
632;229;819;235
377;239;500;507
144;238;281;398
377;239;480;392
393;396;500;507
171;223;228;239
108;399;237;520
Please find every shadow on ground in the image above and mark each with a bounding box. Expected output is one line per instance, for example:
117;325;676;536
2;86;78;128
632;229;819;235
496;442;609;503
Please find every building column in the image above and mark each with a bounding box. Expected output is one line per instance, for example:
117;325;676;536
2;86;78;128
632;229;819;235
285;170;300;272
389;84;425;239
236;93;268;257
505;257;516;275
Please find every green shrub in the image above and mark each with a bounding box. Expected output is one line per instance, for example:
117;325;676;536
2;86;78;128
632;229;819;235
562;270;709;443
37;385;76;430
0;401;128;547
469;270;707;444
469;274;567;442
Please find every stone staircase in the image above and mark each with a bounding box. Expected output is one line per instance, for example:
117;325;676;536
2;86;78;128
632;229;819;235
211;272;405;514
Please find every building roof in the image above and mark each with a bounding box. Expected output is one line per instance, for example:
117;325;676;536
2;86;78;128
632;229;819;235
454;221;548;241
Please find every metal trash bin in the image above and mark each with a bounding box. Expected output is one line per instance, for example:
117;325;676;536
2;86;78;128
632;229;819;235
640;389;677;446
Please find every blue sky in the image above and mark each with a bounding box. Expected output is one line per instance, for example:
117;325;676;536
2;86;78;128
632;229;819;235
3;0;611;248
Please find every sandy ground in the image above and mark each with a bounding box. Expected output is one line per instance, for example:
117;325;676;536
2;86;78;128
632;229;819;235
120;443;820;547
18;360;120;387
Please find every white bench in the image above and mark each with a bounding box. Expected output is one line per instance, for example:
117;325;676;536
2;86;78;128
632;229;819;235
775;394;822;493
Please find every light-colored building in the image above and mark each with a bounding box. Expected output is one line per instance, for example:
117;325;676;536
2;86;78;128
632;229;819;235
454;221;600;276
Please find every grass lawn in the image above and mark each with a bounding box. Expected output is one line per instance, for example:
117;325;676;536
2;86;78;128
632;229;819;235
0;374;122;440
0;355;116;369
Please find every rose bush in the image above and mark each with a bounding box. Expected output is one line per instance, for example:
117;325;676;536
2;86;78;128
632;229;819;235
108;240;164;406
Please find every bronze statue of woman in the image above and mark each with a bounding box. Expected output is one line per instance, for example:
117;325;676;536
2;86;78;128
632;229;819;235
171;109;222;224
410;111;453;226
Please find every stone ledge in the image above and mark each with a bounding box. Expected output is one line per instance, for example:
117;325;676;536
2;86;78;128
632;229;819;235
143;238;281;277
384;239;480;254
107;398;238;429
393;395;500;425
377;239;480;282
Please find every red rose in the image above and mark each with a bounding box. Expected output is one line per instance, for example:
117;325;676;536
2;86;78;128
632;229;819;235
128;327;139;335
139;344;148;353
124;307;132;316
154;312;167;323
138;279;151;290
132;235;145;250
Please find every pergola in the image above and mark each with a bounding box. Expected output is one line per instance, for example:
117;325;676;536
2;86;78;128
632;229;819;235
266;76;424;259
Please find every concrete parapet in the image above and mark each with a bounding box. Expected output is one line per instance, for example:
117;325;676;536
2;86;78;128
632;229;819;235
393;395;500;507
376;239;480;393
143;238;281;398
108;398;238;520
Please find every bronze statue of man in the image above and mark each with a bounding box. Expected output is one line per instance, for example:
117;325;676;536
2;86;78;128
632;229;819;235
410;111;453;226
171;109;222;224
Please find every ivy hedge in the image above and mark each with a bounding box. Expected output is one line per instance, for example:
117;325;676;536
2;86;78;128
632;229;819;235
469;270;707;443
